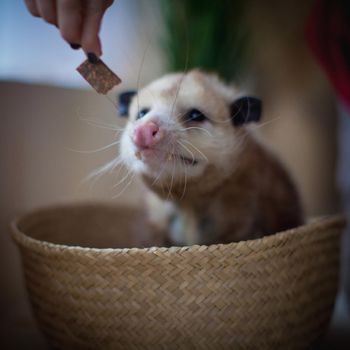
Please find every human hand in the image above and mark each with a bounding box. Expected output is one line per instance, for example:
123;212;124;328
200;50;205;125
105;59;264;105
24;0;114;62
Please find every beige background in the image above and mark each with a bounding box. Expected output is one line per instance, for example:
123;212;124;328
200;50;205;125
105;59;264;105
1;0;348;348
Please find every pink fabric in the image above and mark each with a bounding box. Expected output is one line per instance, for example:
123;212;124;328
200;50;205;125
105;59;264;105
306;0;350;111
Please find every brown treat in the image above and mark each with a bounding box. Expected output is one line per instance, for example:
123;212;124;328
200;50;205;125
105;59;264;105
77;59;122;94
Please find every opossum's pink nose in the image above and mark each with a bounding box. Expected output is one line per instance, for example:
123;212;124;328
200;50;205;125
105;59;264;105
133;121;164;149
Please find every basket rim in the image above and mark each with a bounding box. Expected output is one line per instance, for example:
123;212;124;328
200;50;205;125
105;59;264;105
10;202;347;255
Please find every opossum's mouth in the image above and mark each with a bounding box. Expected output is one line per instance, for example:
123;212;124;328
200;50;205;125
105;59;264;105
178;154;198;166
135;149;198;166
163;152;199;166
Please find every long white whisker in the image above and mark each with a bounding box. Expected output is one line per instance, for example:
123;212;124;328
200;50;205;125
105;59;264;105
86;158;122;180
112;173;136;198
179;126;213;137
177;140;195;163
78;117;125;131
136;40;152;120
151;132;178;186
167;153;176;201
169;26;190;124
166;140;178;201
151;159;168;186
179;139;208;162
170;75;187;125
81;157;122;191
66;140;120;154
180;167;187;200
250;116;282;130
111;157;125;173
112;168;134;189
165;111;186;126
150;150;170;188
178;147;188;200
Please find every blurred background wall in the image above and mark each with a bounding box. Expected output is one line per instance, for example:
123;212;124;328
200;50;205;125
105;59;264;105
0;0;346;348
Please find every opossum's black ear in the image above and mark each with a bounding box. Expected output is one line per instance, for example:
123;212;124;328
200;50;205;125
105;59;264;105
230;97;262;126
118;91;137;117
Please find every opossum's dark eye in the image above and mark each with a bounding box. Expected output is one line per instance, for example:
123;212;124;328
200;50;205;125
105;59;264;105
185;109;207;123
137;108;150;120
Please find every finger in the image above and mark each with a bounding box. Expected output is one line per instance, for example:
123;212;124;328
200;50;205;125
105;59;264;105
36;0;57;25
24;0;40;17
81;0;110;57
104;0;114;10
57;0;83;46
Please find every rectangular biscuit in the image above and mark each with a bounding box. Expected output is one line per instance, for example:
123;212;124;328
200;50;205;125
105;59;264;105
77;59;122;94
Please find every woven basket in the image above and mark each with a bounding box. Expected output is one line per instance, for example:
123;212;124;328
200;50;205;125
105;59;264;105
11;203;345;350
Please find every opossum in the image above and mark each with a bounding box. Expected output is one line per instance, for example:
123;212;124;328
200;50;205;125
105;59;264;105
118;70;304;246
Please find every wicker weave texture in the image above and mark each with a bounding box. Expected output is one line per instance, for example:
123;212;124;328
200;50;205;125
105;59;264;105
11;204;345;350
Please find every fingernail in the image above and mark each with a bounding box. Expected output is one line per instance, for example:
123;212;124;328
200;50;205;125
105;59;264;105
87;52;99;64
70;43;81;50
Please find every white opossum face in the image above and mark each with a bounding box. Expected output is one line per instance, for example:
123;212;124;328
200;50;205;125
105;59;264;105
119;70;261;186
